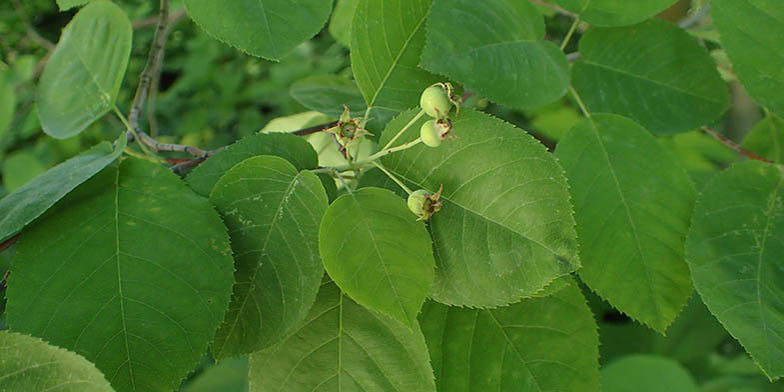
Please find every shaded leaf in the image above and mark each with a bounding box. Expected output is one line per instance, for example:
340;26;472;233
551;0;678;27
182;357;249;392
555;114;695;332
601;355;697;392
742;115;784;164
379;109;579;307
0;134;125;243
249;283;436;392
329;0;359;47
419;282;600;391
183;0;332;60
0;74;15;140
7;158;235;392
2;152;47;192
186;133;318;197
0;331;113;391
319;187;435;327
210;156;328;358
38;0;132;138
421;0;568;109
712;0;784;117
686;161;784;380
572;19;729;135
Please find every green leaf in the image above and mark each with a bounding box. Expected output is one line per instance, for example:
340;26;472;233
686;161;784;380
329;0;359;47
0;75;15;140
249;283;436;392
210;156;328;359
712;0;784;117
555;114;696;332
601;355;697;392
421;0;568;109
56;0;91;11
182;357;249;392
572;19;729;135
551;0;678;27
319;187;435;327
38;0;132;139
186;133;318;197
419;282;600;391
0;331;113;391
2;152;47;192
351;0;439;125
183;0;332;60
7;158;235;392
742;115;784;164
379;109;579;307
0;135;125;243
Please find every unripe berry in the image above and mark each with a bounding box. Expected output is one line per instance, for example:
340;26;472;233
420;84;452;119
420;120;442;148
407;189;430;217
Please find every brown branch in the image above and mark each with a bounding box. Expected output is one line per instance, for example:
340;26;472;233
133;9;186;29
701;126;771;163
0;234;19;254
294;121;339;136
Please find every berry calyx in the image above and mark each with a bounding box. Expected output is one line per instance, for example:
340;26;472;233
407;186;443;220
420;119;452;148
420;84;453;119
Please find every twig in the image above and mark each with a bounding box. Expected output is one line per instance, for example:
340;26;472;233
293;121;339;136
12;0;56;50
701;126;771;163
529;0;577;18
679;4;711;29
133;9;186;29
0;270;9;293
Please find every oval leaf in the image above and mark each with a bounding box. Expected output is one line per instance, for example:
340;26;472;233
572;19;729;135
555;114;696;332
551;0;678;27
210;156;329;359
379;109;579;308
419;282;600;391
7;158;235;392
38;0;132;139
421;0;568;109
351;0;440;128
0;135;125;243
712;0;784;117
686;161;784;380
320;187;435;327
186;133;318;197
249;283;436;392
601;355;697;392
742;115;784;164
183;0;332;60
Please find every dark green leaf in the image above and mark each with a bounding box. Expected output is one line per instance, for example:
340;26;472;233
183;0;332;60
421;0;568;109
2;152;47;192
419;282;600;391
742;115;784;164
7;158;236;392
686;161;784;380
601;355;697;392
249;283;436;392
56;0;91;11
319;187;435;327
329;0;359;47
556;114;695;332
210;156;328;359
572;19;729;135
38;0;132;138
182;357;249;392
380;109;579;307
551;0;678;26
0;135;125;243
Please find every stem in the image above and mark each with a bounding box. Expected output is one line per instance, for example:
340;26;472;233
679;4;711;29
560;17;580;51
372;162;412;195
113;106;155;156
701;126;771;163
383;110;426;150
129;0;170;138
569;86;591;118
293;121;339;136
0;270;9;293
335;137;424;172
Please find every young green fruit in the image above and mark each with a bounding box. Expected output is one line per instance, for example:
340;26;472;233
406;186;443;220
420;84;452;118
420;120;443;148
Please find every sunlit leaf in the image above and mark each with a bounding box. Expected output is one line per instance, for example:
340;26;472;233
551;0;678;26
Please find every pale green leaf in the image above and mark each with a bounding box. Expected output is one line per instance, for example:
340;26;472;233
351;0;439;125
38;1;132;139
249;283;436;392
182;357;248;392
0;75;15;140
686;161;784;380
601;355;697;392
2;152;47;192
56;0;91;11
379;109;579;307
186;133;318;197
0;331;113;391
0;135;125;243
555;114;695;332
572;19;729;135
319;187;435;327
329;0;359;47
7;158;235;392
742;115;784;164
551;0;678;27
421;0;568;109
419;282;600;391
183;0;332;60
210;156;328;359
712;0;784;117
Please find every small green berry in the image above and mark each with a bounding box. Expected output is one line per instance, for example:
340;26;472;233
407;189;430;217
420;84;452;119
420;120;443;148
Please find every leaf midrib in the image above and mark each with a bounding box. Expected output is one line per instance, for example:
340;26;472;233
113;166;136;391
